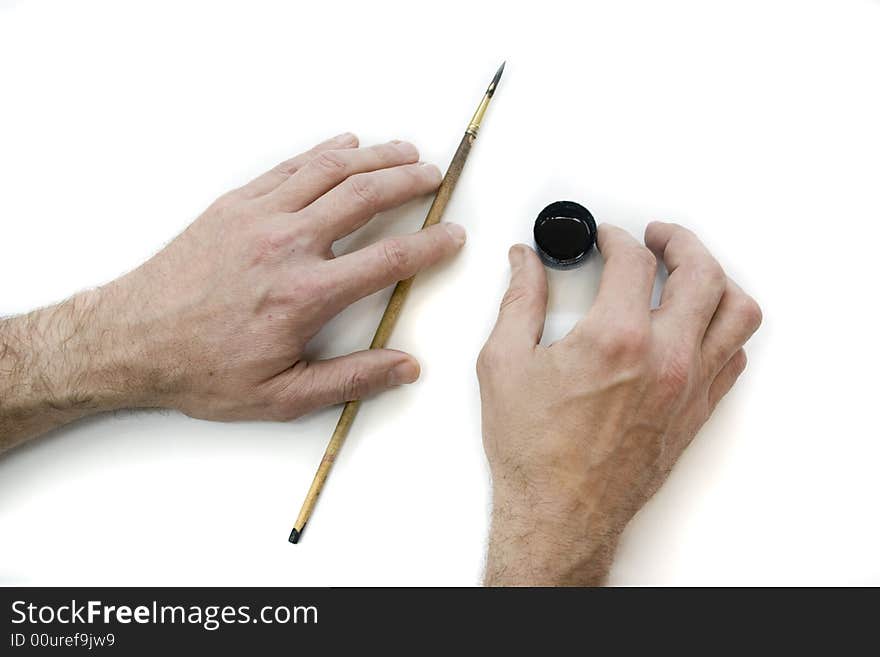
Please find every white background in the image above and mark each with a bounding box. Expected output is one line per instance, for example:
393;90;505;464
1;0;878;586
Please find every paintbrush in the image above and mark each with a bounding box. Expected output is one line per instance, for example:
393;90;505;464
289;61;505;543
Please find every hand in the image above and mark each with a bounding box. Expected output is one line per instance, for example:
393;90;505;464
477;222;761;585
1;133;464;449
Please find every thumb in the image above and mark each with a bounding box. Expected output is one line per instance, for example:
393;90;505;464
488;244;548;348
273;349;420;418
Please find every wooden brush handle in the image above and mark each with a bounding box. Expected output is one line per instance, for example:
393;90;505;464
291;132;475;538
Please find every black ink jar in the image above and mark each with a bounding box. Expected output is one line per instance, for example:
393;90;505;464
533;201;597;269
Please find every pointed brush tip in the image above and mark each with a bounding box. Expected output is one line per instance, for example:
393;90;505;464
494;61;505;82
487;61;505;96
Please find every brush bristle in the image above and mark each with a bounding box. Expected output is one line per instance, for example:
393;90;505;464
487;61;506;96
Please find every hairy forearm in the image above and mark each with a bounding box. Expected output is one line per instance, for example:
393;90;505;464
0;285;166;453
485;481;624;586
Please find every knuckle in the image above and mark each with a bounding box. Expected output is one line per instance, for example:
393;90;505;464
667;223;693;239
349;174;380;209
597;321;650;361
666;228;695;255
696;260;726;290
731;349;748;374
314;149;348;173
284;218;317;251
281;277;310;304
381;237;411;278
404;162;429;183
307;276;338;311
274;157;299;176
210;190;241;214
251;229;293;264
693;398;711;425
281;272;327;312
476;343;502;376
375;142;400;164
735;294;763;330
643;221;665;247
644;220;662;239
499;286;529;313
341;369;371;401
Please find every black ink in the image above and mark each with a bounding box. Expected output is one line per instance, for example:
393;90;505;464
533;200;597;269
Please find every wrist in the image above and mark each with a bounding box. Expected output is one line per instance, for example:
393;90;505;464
485;474;626;586
1;285;173;442
75;281;182;410
23;289;153;411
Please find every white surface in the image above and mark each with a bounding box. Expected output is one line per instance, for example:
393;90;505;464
1;0;879;586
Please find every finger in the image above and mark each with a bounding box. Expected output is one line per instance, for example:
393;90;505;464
486;245;548;349
300;162;442;244
645;221;727;341
238;132;358;198
318;222;466;315
576;224;656;330
271;349;420;418
707;348;748;413
702;279;762;378
263;140;421;212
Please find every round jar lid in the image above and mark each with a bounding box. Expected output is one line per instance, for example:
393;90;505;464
533;201;597;269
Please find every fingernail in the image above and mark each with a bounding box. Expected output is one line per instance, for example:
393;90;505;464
508;245;524;268
388;360;420;386
392;140;419;159
334;132;357;144
445;222;466;245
